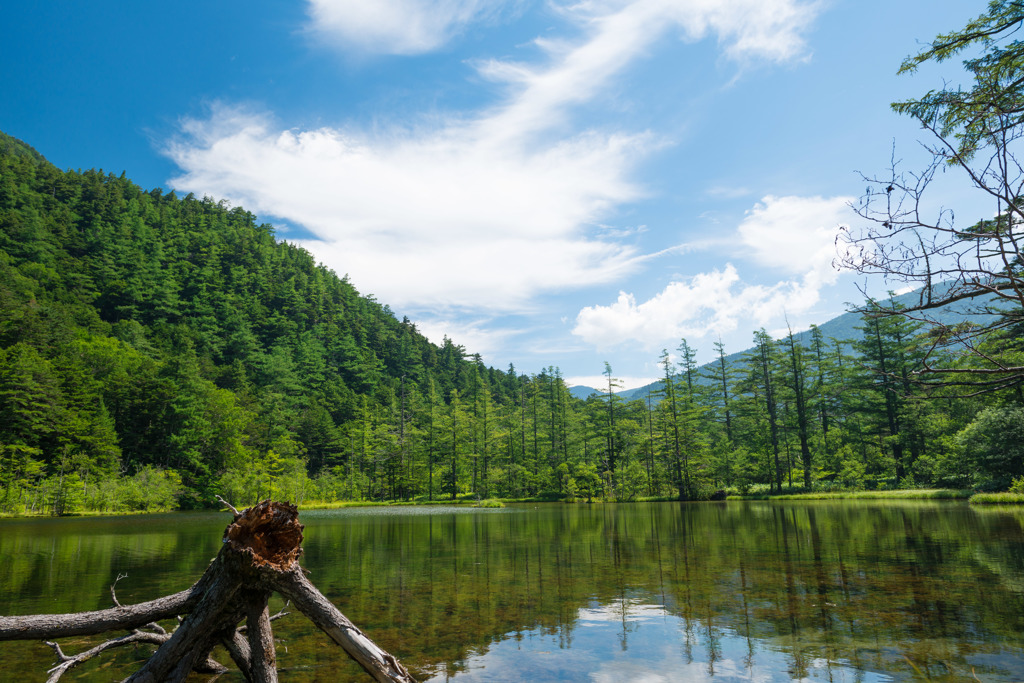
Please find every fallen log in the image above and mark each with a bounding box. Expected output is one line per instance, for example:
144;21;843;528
0;500;417;683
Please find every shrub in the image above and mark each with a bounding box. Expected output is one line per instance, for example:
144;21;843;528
958;407;1024;491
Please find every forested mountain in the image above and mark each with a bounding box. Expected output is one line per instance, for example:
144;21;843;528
1;131;1022;515
576;284;1004;403
0;131;527;510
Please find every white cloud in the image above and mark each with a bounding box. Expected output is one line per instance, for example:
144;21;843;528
167;0;822;316
306;0;818;60
412;316;521;361
738;194;853;287
571;194;852;349
305;0;516;55
475;0;818;141
168;105;650;312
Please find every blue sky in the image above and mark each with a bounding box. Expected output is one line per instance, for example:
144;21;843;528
1;1;989;389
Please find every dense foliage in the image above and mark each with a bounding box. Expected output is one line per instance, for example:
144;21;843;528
0;130;1021;515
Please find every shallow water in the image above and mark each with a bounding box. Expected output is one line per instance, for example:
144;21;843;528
2;501;1023;681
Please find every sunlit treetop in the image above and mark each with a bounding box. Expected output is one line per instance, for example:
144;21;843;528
893;0;1024;159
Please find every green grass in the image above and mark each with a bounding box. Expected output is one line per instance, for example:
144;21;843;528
728;488;973;501
301;496;521;511
0;506;178;519
297;500;393;510
301;499;477;510
968;492;1024;505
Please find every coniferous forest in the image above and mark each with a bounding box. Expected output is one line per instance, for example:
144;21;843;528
1;128;1023;516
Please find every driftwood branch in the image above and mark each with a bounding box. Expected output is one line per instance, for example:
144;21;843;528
222;628;253;674
0;584;207;641
0;500;417;682
45;631;164;683
43;629;229;683
215;494;241;516
246;595;278;683
110;572;128;607
275;566;416;682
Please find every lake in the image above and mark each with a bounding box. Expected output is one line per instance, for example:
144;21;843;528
2;501;1024;681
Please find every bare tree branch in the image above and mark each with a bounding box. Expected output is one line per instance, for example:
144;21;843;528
110;572;128;608
216;494;241;516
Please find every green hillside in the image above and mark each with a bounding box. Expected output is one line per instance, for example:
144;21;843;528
2;131;1021;513
0;131;525;510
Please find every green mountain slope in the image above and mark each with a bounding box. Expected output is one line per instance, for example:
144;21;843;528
0;131;520;508
0;131;51;167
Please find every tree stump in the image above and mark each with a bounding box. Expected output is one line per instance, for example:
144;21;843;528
0;500;417;683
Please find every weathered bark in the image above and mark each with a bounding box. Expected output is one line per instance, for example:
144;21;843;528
0;584;205;641
222;628;253;674
124;559;244;683
245;592;278;683
0;500;417;682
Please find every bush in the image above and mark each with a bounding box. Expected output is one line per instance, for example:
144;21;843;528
123;467;182;511
837;455;867;490
958;406;1024;491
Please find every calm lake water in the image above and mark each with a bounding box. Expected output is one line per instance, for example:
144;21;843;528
2;501;1024;682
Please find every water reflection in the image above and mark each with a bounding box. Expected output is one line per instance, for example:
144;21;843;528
1;502;1024;681
423;598;893;683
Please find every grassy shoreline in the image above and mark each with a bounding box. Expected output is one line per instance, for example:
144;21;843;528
7;488;1024;518
299;497;507;510
727;489;975;501
727;488;1024;506
0;506;178;519
967;492;1024;505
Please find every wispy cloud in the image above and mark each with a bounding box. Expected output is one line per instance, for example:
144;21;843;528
571;194;852;349
305;0;521;55
412;316;523;359
166;0;822;320
167;105;652;312
706;185;751;199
